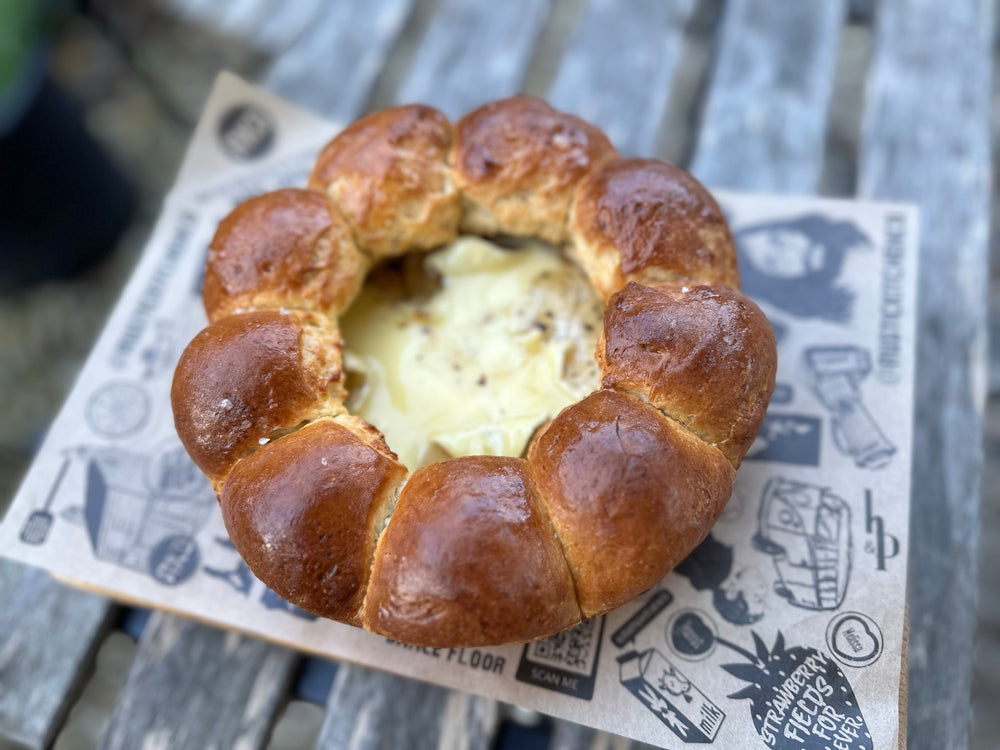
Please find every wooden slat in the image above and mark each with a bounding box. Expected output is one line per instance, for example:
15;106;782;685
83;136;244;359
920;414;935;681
547;0;697;156
394;0;551;118
98;612;298;750
264;0;417;122
0;563;115;749
549;720;655;750
856;1;992;747
161;0;326;52
690;0;846;192
315;663;499;749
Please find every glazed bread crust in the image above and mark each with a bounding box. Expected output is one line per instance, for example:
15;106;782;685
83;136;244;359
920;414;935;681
204;188;367;321
453;96;617;244
570;158;739;300
308;105;460;260
220;419;407;625
363;456;580;647
527;390;736;618
598;281;777;467
171;97;777;647
170;309;344;491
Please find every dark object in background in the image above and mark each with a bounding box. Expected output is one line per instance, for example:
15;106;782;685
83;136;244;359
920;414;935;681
0;72;136;290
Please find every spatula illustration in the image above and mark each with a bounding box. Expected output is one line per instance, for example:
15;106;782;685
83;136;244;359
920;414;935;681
20;456;71;545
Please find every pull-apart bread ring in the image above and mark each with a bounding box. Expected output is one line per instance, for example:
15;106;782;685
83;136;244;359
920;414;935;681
171;96;777;647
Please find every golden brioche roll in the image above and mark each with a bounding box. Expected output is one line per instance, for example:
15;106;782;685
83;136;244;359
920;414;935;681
570;158;739;299
597;282;777;467
363;456;581;647
170;309;345;490
171;97;779;648
203;188;367;322
308;105;460;260
453;96;617;244
220;419;407;625
527;389;736;618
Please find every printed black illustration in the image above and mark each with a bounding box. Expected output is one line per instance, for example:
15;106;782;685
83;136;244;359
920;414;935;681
259;588;319;618
674;535;768;625
612;589;674;648
719;631;872;749
667;609;718;661
140;319;179;379
20;455;72;545
804;346;896;469
204;537;255;595
205;537;318;620
735;215;870;324
770;383;794;405
753;478;851;611
764;316;796;406
744;413;822;466
29;442;215;585
825;611;884;668
863;490;900;572
81;444;215;585
619;648;726;743
218;103;276;160
609;592;728;742
515;618;604;699
85;381;151;438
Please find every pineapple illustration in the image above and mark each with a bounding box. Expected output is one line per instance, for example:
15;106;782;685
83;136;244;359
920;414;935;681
719;631;872;750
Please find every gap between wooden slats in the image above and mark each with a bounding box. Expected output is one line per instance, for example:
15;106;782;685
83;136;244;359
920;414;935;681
263;0;417;122
549;719;658;750
96;613;298;750
857;1;993;748
690;0;847;193
316;663;499;750
161;0;326;53
547;0;696;157
393;0;552;117
0;564;115;749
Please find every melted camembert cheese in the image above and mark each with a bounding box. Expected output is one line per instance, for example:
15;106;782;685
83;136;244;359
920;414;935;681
340;236;604;469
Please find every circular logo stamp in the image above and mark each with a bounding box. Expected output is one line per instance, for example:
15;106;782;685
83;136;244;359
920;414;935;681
149;534;200;586
85;381;150;438
217;103;275;160
666;608;718;661
826;611;884;667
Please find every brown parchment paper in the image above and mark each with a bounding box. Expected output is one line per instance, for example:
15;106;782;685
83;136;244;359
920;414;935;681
0;73;917;750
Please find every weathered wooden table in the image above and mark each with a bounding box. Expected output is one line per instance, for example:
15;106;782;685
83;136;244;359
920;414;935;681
0;0;991;747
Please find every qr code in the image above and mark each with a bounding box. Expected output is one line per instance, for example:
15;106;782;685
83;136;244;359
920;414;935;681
527;619;598;676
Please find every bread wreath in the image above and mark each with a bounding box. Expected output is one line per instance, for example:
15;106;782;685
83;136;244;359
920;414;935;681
171;97;777;647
